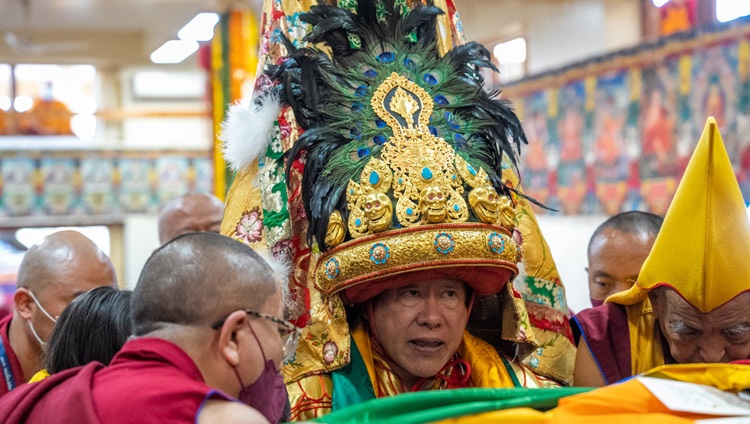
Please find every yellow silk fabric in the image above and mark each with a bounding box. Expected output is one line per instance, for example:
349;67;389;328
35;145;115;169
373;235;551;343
642;362;750;391
439;363;750;424
219;163;268;253
608;117;750;312
29;369;49;383
624;298;666;376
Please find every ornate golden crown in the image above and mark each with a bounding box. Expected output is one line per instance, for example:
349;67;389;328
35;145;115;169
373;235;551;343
314;73;520;300
272;2;530;303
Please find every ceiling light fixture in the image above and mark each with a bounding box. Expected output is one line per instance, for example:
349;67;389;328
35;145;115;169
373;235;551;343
150;40;200;64
716;0;750;23
178;13;220;42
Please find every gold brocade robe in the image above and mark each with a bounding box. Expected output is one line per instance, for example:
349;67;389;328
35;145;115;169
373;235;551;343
287;326;558;421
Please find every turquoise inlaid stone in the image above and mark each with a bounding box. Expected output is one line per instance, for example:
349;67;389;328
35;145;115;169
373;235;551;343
355;218;362;226
453;204;460;211
467;164;477;176
406;208;413;215
421;167;433;180
369;171;380;185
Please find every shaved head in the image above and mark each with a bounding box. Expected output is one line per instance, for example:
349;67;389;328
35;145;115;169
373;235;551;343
13;230;117;354
158;193;225;245
132;232;279;335
588;211;663;256
17;230;117;293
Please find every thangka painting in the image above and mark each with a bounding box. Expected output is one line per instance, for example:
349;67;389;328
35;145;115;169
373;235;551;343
117;158;156;213
593;70;636;215
555;81;588;215
638;55;682;216
690;40;739;162
505;22;750;214
80;157;115;214
40;158;78;215
520;90;558;211
0;158;36;216
155;157;190;206
0;151;212;222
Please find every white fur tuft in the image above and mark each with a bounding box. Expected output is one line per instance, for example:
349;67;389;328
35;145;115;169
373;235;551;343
256;250;293;306
220;92;282;171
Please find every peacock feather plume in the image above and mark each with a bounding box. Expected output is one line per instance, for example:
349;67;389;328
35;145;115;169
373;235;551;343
271;0;528;250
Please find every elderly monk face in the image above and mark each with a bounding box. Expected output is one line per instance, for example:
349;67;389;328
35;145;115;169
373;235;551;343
652;289;750;364
370;279;468;389
587;228;655;304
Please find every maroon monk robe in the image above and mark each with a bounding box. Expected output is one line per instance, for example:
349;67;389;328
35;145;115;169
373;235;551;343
0;314;25;398
0;338;236;423
571;303;632;384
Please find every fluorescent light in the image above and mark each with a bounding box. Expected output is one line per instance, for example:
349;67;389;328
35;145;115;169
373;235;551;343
494;37;527;64
0;96;10;111
652;0;670;7
178;13;220;42
150;40;200;64
716;0;750;23
13;95;33;112
71;114;97;141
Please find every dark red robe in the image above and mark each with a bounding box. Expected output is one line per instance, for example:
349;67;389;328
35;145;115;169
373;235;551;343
0;314;25;398
571;303;633;384
0;337;235;423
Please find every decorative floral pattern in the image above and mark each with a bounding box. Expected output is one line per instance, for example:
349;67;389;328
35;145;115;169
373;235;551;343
369;242;390;265
324;258;340;279
487;232;506;254
272;238;294;260
323;341;338;364
235;208;264;243
433;232;455;254
286;12;309;46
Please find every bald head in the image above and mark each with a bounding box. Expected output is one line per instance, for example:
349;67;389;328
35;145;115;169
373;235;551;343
131;232;279;336
587;211;663;303
158;193;225;245
13;231;117;351
17;230;117;293
588;211;663;256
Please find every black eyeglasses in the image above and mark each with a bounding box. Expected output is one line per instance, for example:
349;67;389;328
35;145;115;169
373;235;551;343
211;310;301;363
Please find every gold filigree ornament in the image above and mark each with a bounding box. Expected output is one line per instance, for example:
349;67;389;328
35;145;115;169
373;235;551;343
325;210;347;247
313;223;520;296
365;72;469;227
346;158;394;238
456;155;516;231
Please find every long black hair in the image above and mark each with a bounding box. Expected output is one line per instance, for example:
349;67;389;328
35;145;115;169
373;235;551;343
45;286;132;374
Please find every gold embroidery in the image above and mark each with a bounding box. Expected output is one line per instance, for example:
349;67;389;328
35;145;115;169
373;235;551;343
314;223;518;295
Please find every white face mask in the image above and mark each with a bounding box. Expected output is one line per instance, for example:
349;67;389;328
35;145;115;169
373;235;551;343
26;290;57;349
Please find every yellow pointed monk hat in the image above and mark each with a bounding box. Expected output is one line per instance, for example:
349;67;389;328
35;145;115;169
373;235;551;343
607;117;750;312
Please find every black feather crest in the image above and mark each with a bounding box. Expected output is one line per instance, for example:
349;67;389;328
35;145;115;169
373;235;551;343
272;0;532;249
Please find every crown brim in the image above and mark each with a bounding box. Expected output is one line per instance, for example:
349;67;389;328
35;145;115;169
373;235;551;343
314;223;520;303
